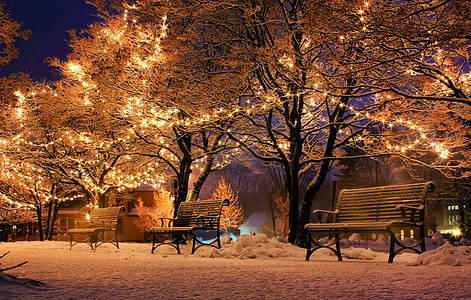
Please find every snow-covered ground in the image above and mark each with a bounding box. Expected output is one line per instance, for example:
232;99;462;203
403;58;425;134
1;234;470;299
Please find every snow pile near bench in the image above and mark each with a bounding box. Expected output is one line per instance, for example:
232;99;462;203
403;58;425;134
408;243;471;266
198;234;305;259
198;233;384;260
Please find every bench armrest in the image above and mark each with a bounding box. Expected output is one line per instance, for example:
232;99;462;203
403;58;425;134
395;204;424;223
312;209;339;223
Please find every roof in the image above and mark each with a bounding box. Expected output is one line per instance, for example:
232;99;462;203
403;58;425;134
239;212;271;229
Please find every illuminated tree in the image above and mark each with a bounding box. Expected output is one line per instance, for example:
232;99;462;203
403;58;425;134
171;0;470;245
47;1;240;214
134;187;174;232
0;80;81;240
0;2;30;66
273;195;289;238
210;178;245;235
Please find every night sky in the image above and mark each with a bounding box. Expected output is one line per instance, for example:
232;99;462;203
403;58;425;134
0;0;99;81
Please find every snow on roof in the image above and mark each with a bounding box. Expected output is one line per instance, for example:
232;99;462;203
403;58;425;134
238;212;270;229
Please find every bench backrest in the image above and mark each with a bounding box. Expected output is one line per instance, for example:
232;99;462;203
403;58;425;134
335;182;435;223
174;199;229;227
89;207;123;227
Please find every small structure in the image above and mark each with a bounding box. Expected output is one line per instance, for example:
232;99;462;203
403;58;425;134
238;212;274;237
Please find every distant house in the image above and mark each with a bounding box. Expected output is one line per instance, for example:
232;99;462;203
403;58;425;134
238;212;274;237
433;197;469;236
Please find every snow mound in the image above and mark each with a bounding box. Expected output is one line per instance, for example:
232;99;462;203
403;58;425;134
408;243;471;266
341;247;380;260
431;231;445;246
374;234;388;246
197;234;387;260
198;234;305;259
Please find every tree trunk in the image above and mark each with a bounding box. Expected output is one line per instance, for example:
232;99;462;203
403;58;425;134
98;193;108;208
35;205;44;241
47;200;59;241
188;153;215;201
286;164;300;244
188;132;224;202
173;129;193;216
294;84;351;246
295;160;332;246
44;200;53;239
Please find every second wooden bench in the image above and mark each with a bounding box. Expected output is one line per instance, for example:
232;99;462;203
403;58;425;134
305;182;435;263
149;199;229;254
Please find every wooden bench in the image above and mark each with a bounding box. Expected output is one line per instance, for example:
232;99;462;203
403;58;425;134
68;206;124;250
149;199;229;254
305;182;435;263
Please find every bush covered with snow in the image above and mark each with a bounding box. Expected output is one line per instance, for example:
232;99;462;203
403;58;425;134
408;243;471;266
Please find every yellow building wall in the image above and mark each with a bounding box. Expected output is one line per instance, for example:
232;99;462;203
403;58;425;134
119;189;155;242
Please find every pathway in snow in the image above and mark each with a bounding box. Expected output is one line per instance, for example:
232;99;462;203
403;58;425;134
1;235;470;299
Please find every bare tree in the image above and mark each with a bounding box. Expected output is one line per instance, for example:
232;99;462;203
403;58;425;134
173;0;471;245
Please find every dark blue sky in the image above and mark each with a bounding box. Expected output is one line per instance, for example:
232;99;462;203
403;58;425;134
0;0;99;81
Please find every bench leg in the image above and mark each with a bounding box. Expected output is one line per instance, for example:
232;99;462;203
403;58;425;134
216;228;222;249
151;233;156;254
191;233;197;254
305;232;312;261
175;237;181;254
69;233;94;250
388;233;396;263
419;226;426;253
334;233;342;261
306;232;342;261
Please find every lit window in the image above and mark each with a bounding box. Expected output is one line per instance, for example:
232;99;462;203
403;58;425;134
400;230;405;240
448;215;459;225
410;229;414;239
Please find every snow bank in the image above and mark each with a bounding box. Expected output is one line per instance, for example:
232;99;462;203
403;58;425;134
201;233;471;266
341;247;380;260
408;243;471;266
198;233;385;261
198;234;306;259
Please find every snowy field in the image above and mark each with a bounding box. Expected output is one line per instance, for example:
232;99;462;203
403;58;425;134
1;234;471;299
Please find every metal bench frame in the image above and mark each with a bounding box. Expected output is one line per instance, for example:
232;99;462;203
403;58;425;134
68;206;124;250
149;199;229;254
305;182;435;263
